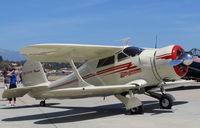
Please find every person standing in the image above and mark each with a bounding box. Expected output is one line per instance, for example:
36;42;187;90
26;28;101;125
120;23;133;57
7;68;17;106
2;67;10;90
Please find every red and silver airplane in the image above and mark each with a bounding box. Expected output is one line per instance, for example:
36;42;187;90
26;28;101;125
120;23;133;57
2;43;196;114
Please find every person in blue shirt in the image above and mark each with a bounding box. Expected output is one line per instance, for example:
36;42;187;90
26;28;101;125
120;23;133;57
7;68;17;106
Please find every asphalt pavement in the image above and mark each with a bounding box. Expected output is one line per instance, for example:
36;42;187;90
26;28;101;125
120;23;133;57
0;82;200;128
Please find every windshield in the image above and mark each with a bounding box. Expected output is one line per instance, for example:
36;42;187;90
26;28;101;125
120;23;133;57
123;46;144;57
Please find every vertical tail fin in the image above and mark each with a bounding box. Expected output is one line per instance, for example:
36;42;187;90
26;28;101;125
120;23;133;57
22;60;48;86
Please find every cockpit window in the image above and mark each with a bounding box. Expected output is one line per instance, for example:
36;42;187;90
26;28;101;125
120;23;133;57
97;56;114;68
123;47;144;57
118;52;128;61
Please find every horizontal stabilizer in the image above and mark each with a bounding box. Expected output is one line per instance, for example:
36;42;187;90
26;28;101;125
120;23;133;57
2;88;31;98
2;85;48;98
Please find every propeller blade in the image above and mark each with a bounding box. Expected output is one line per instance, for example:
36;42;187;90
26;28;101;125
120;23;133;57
168;49;197;66
182;53;193;65
169;59;183;66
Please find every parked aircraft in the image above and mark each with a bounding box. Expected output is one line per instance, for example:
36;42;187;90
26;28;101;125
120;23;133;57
2;44;196;114
182;58;200;82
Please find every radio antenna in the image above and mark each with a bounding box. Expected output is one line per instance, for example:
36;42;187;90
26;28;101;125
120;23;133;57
115;37;131;46
155;35;158;48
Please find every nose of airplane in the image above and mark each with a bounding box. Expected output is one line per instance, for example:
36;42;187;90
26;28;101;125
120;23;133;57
154;45;195;80
169;46;195;66
169;45;191;77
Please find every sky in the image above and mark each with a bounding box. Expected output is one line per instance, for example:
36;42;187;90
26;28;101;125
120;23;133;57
0;0;200;51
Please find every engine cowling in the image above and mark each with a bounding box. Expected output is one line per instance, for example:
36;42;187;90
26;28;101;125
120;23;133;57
154;45;188;81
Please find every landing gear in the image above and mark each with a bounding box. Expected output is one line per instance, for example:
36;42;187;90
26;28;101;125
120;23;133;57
129;105;144;114
115;86;175;114
159;94;173;109
115;91;144;115
146;86;175;109
40;100;46;106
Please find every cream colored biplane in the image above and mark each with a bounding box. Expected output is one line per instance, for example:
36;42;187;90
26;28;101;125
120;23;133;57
2;43;196;114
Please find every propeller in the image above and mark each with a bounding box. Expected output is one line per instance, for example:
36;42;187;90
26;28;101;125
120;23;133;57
169;52;196;66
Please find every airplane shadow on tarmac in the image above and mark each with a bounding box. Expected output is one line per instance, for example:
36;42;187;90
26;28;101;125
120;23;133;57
2;100;188;124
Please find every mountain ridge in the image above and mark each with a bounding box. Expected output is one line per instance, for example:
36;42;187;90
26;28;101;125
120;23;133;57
0;48;26;61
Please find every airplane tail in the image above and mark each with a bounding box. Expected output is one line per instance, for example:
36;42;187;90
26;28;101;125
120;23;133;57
22;60;49;86
2;60;49;99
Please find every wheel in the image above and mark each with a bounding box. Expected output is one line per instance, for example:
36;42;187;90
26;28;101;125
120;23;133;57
159;94;173;109
130;105;144;114
40;100;46;106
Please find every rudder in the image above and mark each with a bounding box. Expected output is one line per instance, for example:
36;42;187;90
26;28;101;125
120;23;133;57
22;60;48;86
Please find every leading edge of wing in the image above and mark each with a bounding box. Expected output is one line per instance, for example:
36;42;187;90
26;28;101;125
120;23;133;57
20;43;124;62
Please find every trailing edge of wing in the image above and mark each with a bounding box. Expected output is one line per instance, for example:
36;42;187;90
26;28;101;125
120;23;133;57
42;85;136;98
20;44;123;62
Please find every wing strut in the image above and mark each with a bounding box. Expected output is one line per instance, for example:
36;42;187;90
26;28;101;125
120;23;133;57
69;59;92;87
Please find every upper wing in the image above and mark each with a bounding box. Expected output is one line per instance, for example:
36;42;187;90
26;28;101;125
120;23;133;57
20;44;123;62
42;79;147;99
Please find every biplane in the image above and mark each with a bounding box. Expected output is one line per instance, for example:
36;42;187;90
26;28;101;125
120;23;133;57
2;43;196;114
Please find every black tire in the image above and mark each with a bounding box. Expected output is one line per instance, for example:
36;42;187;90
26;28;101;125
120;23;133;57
159;94;173;109
130;105;144;114
40;101;46;106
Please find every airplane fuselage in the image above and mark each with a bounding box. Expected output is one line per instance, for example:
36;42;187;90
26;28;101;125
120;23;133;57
48;45;187;90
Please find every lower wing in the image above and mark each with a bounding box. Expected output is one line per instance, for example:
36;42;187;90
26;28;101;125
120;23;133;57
42;79;147;99
2;79;146;99
162;80;196;87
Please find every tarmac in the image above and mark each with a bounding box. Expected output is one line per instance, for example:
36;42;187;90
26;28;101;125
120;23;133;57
0;82;200;128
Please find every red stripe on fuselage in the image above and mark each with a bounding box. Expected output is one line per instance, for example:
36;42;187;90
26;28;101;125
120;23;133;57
96;63;131;75
50;62;140;89
156;53;172;59
108;65;137;75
